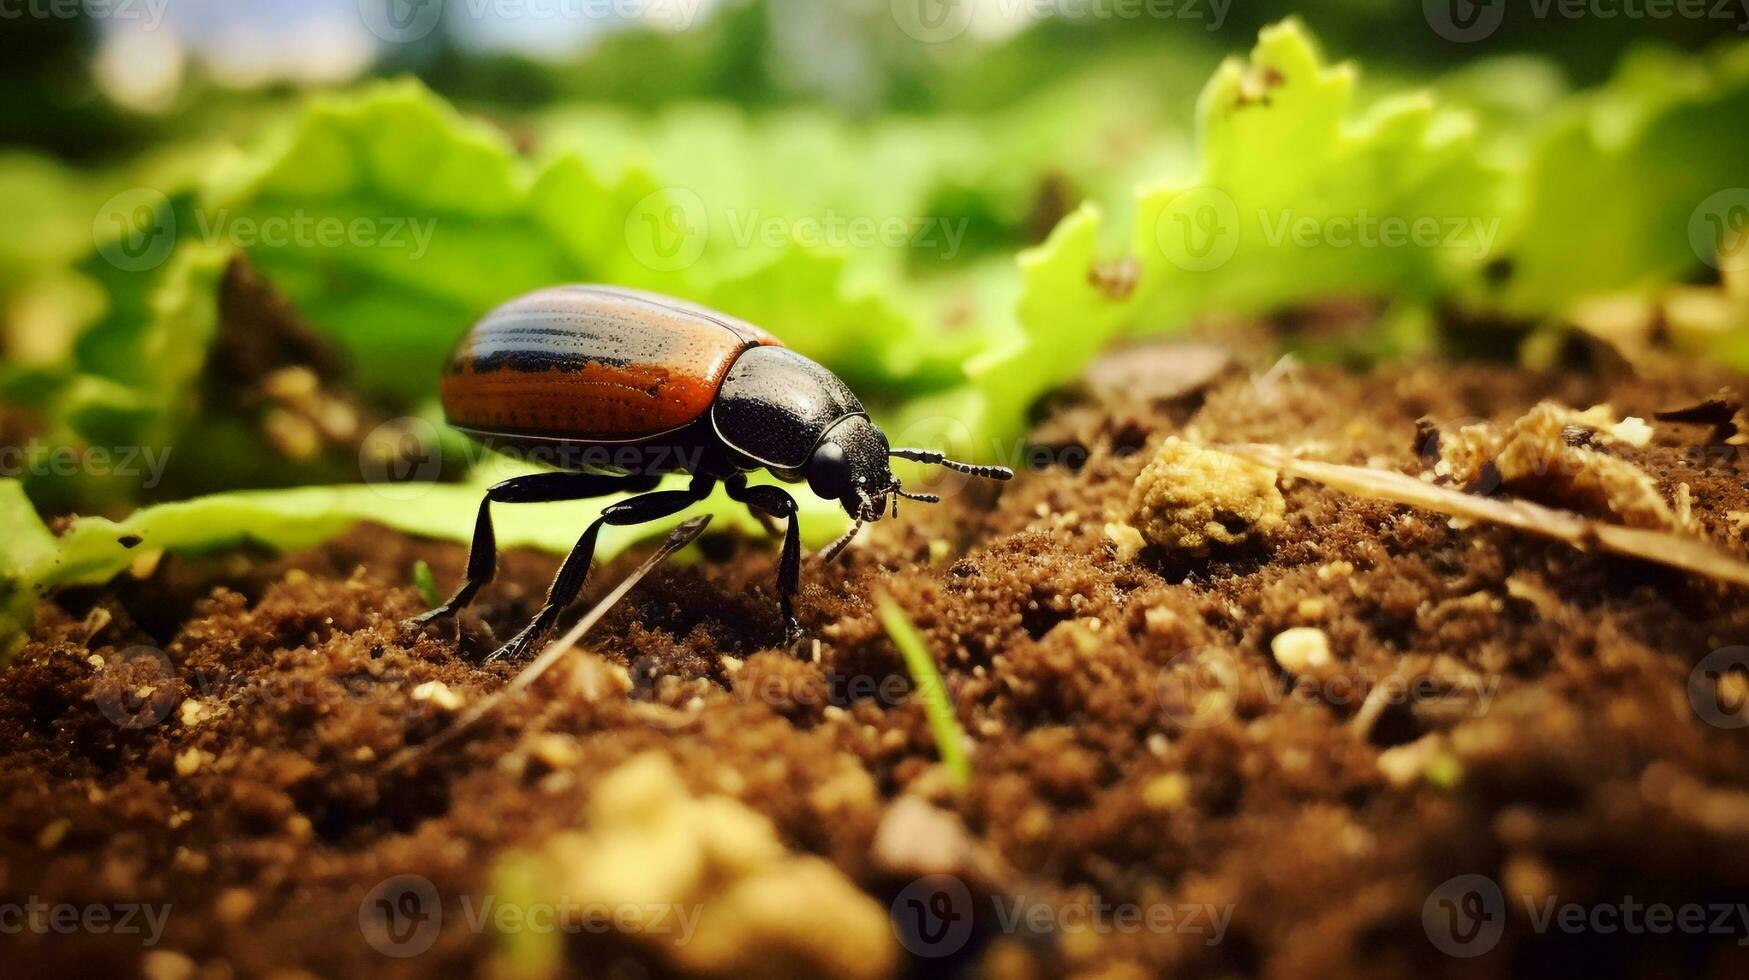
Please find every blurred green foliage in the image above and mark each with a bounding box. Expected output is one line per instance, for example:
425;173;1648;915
2;7;1748;639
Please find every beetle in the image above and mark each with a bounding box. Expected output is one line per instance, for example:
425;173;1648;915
407;284;1012;661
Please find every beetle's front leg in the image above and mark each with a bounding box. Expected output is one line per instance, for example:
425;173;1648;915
488;474;716;662
404;471;652;633
724;477;803;648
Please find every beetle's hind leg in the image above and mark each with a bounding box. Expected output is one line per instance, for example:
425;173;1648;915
403;471;659;635
724;477;803;648
487;474;716;662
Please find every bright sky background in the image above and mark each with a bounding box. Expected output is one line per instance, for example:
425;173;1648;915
90;0;1044;111
92;0;722;109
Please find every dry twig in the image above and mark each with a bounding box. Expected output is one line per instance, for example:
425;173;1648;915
1230;445;1749;589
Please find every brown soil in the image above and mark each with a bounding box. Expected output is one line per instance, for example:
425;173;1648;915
6;355;1749;979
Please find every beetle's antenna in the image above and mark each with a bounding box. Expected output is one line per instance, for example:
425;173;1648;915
819;519;864;563
892;488;941;504
889;448;1014;481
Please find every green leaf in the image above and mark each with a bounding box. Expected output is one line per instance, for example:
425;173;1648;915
962;19;1507;445
1498;42;1749;313
875;595;970;791
0;480;59;656
194;80;976;406
411;559;441;609
0;473;843;653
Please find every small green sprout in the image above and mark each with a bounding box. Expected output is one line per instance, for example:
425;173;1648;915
411;560;442;609
875;595;970;791
487;852;562;978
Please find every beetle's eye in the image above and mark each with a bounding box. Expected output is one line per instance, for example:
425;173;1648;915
806;441;851;501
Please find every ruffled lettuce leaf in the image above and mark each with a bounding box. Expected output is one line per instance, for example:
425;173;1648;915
957;18;1506;445
0;472;841;650
1496;42;1749;315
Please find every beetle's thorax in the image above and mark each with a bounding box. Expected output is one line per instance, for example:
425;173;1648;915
710;346;867;478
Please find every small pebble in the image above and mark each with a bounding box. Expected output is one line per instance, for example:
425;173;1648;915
1271;627;1332;677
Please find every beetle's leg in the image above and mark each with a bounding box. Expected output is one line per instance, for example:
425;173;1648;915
487;474;715;662
724;478;803;647
405;472;658;630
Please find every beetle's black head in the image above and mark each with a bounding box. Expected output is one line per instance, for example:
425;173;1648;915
806;415;894;521
809;420;1013;563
